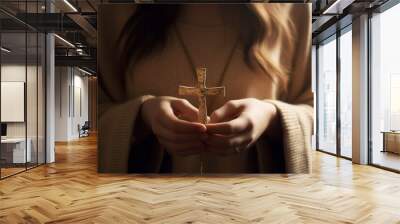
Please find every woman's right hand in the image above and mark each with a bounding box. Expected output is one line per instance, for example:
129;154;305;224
141;96;207;156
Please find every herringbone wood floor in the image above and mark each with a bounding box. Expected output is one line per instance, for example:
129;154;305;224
1;135;400;224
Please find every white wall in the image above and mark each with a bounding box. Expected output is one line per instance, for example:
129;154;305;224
1;65;39;137
1;65;26;140
55;66;70;141
55;66;89;141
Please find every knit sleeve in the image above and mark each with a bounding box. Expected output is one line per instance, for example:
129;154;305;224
265;4;313;173
98;92;155;173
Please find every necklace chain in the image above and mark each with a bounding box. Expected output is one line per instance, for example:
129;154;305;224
174;24;239;90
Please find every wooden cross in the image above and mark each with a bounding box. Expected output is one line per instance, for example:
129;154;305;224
179;68;225;124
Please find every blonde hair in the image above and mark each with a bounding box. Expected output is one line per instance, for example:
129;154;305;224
245;4;295;92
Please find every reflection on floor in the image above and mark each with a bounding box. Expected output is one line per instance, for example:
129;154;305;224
373;150;400;171
1;167;25;178
0;135;400;223
0;163;42;178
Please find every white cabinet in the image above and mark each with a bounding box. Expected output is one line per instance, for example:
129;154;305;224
1;138;32;163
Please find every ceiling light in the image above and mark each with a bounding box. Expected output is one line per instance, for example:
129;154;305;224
78;67;93;76
54;34;75;48
322;0;355;15
1;47;11;53
63;0;78;12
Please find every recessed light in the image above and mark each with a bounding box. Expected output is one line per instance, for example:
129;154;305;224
1;47;11;53
54;34;75;48
63;0;78;12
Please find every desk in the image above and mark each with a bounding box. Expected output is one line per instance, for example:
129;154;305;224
381;131;400;154
1;138;31;163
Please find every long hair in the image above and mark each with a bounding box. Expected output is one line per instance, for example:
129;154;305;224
117;4;294;95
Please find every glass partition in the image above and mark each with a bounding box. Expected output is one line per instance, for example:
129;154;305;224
27;30;38;169
0;1;46;179
1;31;28;177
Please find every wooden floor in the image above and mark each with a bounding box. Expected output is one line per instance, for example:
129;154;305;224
372;151;400;171
1;135;400;223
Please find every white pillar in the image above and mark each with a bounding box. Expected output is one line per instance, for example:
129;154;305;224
46;33;55;163
352;14;369;164
46;1;55;163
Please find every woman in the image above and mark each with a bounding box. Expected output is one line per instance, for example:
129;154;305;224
98;3;313;173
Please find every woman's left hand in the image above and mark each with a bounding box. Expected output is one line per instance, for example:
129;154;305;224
205;98;278;155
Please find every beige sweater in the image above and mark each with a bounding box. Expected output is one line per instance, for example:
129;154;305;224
98;4;313;173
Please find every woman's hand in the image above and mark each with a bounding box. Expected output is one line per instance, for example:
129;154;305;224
205;98;279;155
141;96;207;156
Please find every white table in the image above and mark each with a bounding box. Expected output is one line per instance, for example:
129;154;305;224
1;138;32;163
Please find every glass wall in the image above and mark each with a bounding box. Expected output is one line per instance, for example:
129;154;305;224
0;1;46;179
370;2;400;171
1;31;28;177
339;27;352;158
317;35;337;154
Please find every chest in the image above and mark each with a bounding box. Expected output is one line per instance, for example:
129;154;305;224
126;30;280;110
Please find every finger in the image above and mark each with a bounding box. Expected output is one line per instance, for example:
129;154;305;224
178;113;195;122
160;107;206;133
155;122;207;142
171;99;198;122
205;132;252;148
210;101;243;123
206;116;250;135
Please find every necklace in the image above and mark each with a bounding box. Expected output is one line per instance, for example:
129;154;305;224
174;24;239;110
174;24;239;174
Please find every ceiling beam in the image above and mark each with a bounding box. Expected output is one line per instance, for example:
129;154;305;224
55;55;96;70
67;14;97;40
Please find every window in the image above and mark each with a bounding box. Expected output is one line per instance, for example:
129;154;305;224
339;28;352;158
317;36;337;154
316;25;353;159
370;2;400;171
